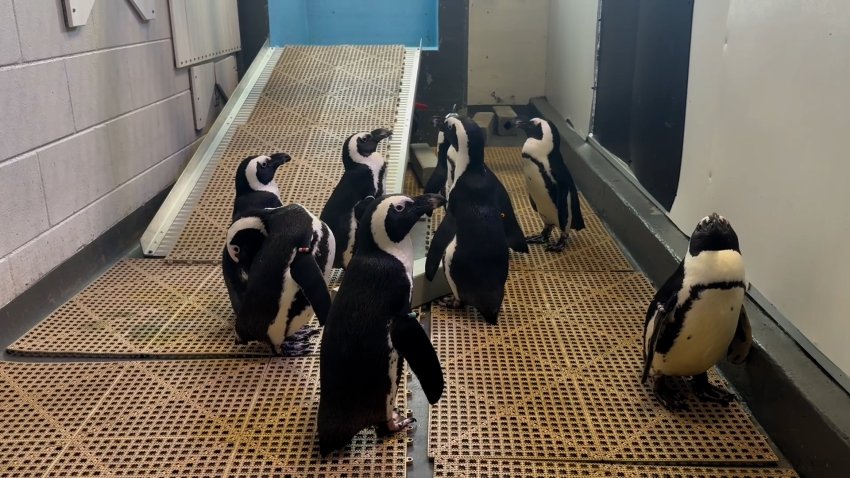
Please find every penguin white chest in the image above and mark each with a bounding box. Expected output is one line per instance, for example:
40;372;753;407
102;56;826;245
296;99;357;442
653;287;744;376
523;159;558;226
444;237;459;299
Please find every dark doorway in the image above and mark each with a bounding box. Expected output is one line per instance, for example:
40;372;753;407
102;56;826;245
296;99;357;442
592;0;694;210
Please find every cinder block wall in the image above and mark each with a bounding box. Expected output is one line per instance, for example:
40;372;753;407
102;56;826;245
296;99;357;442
0;0;203;308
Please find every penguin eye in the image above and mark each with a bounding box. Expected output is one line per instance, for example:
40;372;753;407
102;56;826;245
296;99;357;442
394;203;405;212
231;245;240;255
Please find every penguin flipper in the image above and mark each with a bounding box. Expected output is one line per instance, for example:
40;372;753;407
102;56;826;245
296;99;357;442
290;252;332;326
642;296;677;383
727;305;753;364
425;212;457;281
500;195;529;254
424;165;446;195
391;312;444;404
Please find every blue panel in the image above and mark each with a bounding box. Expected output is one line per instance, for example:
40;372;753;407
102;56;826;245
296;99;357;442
269;0;438;48
269;0;309;46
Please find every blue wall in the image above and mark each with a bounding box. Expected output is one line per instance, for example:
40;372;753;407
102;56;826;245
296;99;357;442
269;0;438;48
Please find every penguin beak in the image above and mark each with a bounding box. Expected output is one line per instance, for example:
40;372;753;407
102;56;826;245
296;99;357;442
514;118;532;134
269;152;292;167
369;128;393;142
412;193;447;217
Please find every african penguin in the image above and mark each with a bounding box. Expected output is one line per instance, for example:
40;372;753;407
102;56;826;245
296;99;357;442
425;116;513;324
642;213;752;411
320;128;393;269
516;118;585;252
232;153;291;221
436;114;528;253
223;204;336;356
319;193;445;456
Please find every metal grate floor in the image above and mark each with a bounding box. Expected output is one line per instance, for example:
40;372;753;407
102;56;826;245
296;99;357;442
166;44;409;263
0;359;409;477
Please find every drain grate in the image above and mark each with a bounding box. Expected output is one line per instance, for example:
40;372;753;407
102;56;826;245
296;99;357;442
427;270;779;465
0;359;409;477
434;457;798;477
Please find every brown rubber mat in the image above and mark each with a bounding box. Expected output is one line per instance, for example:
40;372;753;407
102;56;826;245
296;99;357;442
6;259;334;357
427;270;780;466
167;45;404;264
434;457;798;477
0;359;410;477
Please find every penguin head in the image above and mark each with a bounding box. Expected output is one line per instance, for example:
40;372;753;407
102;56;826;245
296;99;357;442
356;194;446;253
224;216;268;269
235;153;291;195
688;213;741;255
516;118;560;149
343;128;393;167
444;115;485;166
433;113;459;150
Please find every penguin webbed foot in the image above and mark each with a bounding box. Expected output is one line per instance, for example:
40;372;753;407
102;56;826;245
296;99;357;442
435;295;463;309
653;376;690;411
691;373;736;405
376;410;417;437
290;326;320;342
278;340;314;357
525;233;547;244
544;234;568;253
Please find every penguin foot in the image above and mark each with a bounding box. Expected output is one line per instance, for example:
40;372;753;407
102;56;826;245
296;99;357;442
279;340;314;357
376;411;417;436
653;376;690;411
692;373;736;405
544;237;567;253
436;295;463;309
290;326;320;342
525;234;547;244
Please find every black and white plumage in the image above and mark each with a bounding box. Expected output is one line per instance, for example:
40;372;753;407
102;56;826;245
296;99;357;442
319;193;445;456
423;117;453;197
222;204;335;356
425;116;515;324
232;153;291;221
642;213;753;411
516;118;584;252
320;128;393;269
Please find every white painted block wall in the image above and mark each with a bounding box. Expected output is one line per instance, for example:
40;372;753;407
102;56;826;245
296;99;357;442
0;0;203;308
467;0;549;105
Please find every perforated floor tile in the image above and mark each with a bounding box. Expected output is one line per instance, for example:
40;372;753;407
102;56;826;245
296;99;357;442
428;271;780;465
7;259;278;357
434;457;798;477
0;359;412;477
168;44;405;264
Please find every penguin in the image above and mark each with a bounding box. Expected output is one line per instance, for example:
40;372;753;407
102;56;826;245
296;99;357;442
222;204;336;355
232;153;291;221
423;113;457;197
425;116;512;324
320;128;393;269
516;118;585;252
319;193;446;456
642;213;753;411
433;113;528;253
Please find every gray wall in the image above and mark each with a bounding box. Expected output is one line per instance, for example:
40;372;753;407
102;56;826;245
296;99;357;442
0;0;202;308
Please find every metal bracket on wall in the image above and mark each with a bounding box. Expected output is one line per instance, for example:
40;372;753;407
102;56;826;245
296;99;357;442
63;0;155;28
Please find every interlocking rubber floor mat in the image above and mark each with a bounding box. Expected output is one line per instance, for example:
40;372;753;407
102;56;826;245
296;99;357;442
433;457;798;477
6;259;344;358
0;359;411;477
427;270;780;466
166;45;406;264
